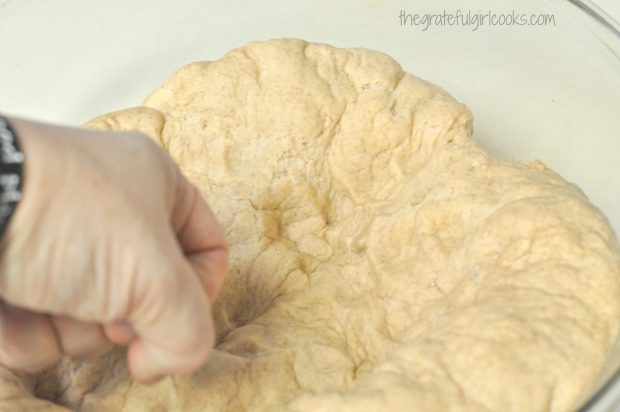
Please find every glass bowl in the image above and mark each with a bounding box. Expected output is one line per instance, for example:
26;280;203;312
0;0;618;410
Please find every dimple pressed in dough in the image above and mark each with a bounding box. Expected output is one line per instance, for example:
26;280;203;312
1;39;620;412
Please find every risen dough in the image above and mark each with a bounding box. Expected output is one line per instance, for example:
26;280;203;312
1;39;619;412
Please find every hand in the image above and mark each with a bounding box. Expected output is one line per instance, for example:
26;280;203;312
0;118;228;383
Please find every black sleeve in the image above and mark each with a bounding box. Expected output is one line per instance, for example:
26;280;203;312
0;115;24;238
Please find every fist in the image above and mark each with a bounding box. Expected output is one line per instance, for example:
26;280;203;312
0;118;228;383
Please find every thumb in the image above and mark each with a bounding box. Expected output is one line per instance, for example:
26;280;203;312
126;230;215;383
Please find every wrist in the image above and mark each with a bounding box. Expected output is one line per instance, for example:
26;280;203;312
0;118;65;296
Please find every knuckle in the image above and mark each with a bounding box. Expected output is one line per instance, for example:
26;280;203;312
175;338;214;375
126;131;167;164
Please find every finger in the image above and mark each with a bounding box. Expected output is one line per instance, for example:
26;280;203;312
187;248;229;303
172;180;229;302
103;320;136;346
126;230;215;383
51;316;112;358
0;301;61;373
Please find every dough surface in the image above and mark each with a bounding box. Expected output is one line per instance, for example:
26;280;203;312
1;39;620;412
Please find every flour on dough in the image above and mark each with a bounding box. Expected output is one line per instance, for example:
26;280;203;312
2;39;619;412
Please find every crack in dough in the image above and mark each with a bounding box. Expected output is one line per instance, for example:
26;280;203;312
1;39;619;412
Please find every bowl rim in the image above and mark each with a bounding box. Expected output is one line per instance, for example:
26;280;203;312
557;3;619;410
569;0;620;36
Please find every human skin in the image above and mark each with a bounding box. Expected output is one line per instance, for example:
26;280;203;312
0;117;229;384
